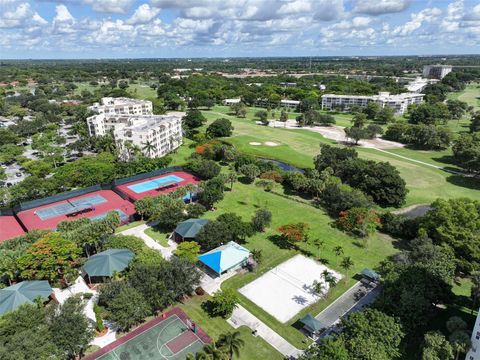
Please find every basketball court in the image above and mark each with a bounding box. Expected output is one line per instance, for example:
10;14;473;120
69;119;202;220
85;308;211;360
239;254;342;322
16;190;136;231
115;171;200;201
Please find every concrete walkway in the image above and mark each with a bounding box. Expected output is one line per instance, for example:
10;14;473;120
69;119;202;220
199;270;237;295
119;223;177;259
373;147;466;176
228;304;303;359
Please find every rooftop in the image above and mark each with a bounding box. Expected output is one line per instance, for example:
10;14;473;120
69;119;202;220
198;241;250;274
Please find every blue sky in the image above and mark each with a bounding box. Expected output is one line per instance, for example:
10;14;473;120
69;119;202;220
0;0;479;59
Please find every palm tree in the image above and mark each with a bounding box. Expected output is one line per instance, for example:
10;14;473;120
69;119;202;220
340;256;354;282
310;238;325;258
333;246;344;265
312;280;326;296
142;140;157;157
322;270;337;296
250;249;263;271
226;171;238;191
217;331;245;360
203;343;228;360
186;352;209;360
450;331;471;360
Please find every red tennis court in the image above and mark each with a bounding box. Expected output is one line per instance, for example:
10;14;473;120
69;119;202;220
115;170;200;202
16;190;136;231
0;216;25;243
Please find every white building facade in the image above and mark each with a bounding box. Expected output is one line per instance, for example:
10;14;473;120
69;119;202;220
422;65;453;80
87;97;182;160
466;310;480;360
89;97;153;116
321;92;424;115
280;99;300;109
223;98;241;106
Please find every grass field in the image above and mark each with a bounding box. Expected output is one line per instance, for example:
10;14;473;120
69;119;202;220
200;181;398;348
448;82;480;111
128;83;157;100
144;227;170;247
203;105;480;206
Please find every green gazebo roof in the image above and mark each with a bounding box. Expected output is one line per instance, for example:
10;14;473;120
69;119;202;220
174;218;208;238
0;281;52;316
300;314;325;332
83;248;134;277
361;268;381;281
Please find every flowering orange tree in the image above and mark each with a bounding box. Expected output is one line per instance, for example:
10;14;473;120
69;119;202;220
277;222;310;245
18;232;81;283
337;207;380;237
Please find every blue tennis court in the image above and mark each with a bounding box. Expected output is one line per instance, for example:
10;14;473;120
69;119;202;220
127;175;184;194
35;194;107;220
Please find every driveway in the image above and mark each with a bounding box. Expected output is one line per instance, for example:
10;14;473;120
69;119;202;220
315;281;381;339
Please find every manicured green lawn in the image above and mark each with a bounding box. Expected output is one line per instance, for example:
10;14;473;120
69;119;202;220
202;182;398;348
448;82;480;111
169;138;195;166
115;220;145;232
128;83;157;100
144;227;170;247
178;295;284;360
202;105;480;206
73;82;98;96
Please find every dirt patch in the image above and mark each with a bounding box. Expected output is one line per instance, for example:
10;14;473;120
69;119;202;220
249;142;261;146
264;141;279;146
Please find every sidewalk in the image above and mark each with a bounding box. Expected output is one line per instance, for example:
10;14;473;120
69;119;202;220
228;304;303;359
119;223;177;259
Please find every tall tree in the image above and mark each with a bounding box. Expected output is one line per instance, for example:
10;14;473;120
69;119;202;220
217;331;245;360
47;295;95;359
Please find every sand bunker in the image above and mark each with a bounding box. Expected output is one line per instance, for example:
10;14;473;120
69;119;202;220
264;141;279;146
249;142;261;146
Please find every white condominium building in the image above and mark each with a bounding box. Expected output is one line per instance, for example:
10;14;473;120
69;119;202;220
89;97;153;116
280;99;301;109
466;309;480;360
223;98;241;106
87;97;182;160
422;65;453;80
321;92;424;115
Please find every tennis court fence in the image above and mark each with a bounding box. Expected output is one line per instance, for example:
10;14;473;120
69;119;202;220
112;167;185;186
3;166;193;215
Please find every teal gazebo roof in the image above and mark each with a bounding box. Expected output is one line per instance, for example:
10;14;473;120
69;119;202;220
361;268;381;281
198;241;250;274
0;280;52;316
84;248;134;277
174;218;208;238
300;314;325;333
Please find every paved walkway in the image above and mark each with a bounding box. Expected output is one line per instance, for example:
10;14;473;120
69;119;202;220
315;281;381;339
199;270;237;295
120;223;177;259
374;147;466;176
228;304;303;359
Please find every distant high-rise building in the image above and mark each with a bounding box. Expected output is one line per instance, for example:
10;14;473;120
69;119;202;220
87;97;182;160
422;65;453;79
